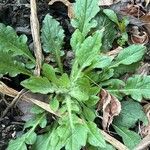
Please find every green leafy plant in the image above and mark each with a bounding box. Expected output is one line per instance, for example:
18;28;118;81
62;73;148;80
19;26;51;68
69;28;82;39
103;9;129;46
0;0;149;150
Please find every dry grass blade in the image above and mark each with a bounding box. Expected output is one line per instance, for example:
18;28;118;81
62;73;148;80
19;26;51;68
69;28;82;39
0;81;61;117
49;0;74;19
30;0;43;76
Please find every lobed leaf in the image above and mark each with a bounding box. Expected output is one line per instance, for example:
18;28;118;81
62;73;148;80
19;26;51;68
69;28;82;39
21;77;54;94
86;122;106;148
41;14;64;53
113;125;141;149
71;0;100;37
76;30;103;70
123;75;150;101
0;23;34;62
103;9;119;25
0;51;32;77
110;45;146;68
65;124;88;150
7;137;27;150
95;12;117;51
114;100;148;128
41;14;65;73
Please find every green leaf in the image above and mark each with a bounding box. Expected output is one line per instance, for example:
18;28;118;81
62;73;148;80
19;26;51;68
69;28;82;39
86;122;106;148
33;126;63;150
71;0;100;37
88;143;116;150
76;30;103;70
32;134;50;150
69;86;89;101
24;113;47;129
103;79;125;99
113;62;140;78
65;124;88;150
95;12;117;51
99;69;114;81
25;132;37;145
114;100;148;128
21;77;54;94
110;45;146;68
103;9;119;25
41;14;64;53
30;105;45;114
0;23;34;62
83;106;96;121
0;51;32;77
49;97;59;112
123;75;150;101
113;125;141;149
71;29;84;51
39;114;47;128
42;63;59;84
58;73;70;88
91;55;112;69
41;14;64;73
7;137;27;150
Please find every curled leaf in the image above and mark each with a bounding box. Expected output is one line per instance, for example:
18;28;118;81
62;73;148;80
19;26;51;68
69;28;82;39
99;89;121;130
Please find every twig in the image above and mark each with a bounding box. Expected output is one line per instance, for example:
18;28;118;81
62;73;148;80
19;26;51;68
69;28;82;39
101;130;129;150
0;81;61;117
30;0;43;76
1;89;25;118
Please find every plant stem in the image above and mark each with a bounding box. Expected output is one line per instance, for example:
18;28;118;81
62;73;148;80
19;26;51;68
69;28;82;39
55;48;63;74
66;96;74;129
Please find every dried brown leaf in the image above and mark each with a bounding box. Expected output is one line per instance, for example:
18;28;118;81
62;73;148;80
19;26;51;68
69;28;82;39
99;89;121;131
107;46;123;59
129;26;149;45
137;63;150;76
99;0;120;6
48;0;74;19
140;13;150;36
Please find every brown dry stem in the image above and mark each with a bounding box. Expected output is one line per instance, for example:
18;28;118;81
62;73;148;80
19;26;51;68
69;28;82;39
30;0;43;76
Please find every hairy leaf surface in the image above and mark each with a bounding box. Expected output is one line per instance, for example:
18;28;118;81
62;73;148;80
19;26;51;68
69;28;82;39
114;101;148;128
110;45;146;68
123;75;150;101
0;23;34;61
86;122;106;148
113;125;141;149
21;77;54;94
71;0;100;37
41;14;64;53
0;51;32;77
76;30;103;70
